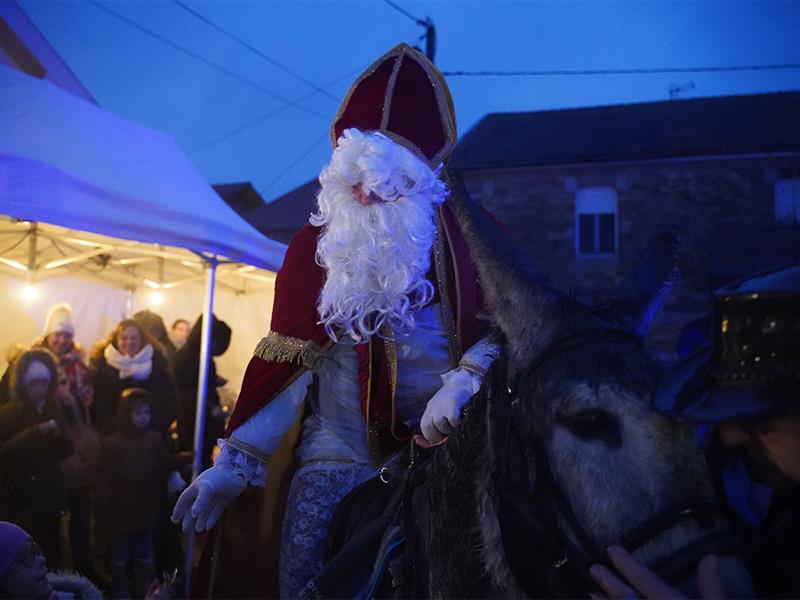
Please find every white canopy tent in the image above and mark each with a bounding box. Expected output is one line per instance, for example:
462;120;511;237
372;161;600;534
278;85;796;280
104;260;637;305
0;65;288;586
0;66;284;268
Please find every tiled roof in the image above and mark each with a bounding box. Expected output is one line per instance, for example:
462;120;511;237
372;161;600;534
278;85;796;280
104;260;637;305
451;91;800;170
246;178;319;231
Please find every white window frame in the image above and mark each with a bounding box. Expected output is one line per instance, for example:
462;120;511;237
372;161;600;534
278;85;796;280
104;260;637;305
575;186;618;256
774;178;800;225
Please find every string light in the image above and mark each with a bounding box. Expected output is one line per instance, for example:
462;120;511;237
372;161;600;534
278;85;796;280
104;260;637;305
21;283;38;302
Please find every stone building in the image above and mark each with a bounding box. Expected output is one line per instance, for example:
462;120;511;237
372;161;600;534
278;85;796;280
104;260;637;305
450;91;800;356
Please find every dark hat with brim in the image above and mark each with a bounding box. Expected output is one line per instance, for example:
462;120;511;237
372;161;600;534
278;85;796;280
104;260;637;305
658;264;800;424
655;346;797;424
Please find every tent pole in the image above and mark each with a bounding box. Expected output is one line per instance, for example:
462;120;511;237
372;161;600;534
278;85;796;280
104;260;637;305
184;255;217;595
124;287;134;318
27;223;37;271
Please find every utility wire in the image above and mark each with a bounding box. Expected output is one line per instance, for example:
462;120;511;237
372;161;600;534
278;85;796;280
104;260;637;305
443;63;800;77
259;133;328;198
381;0;427;25
171;0;338;102
189;65;364;155
88;1;329;121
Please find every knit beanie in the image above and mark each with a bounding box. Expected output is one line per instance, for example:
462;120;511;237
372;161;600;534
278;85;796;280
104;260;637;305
0;522;31;580
42;303;75;337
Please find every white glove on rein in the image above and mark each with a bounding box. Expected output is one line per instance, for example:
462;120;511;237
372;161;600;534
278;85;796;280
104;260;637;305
420;368;477;444
420;337;501;444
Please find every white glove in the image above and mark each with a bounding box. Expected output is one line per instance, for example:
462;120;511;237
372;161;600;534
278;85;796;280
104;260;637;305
170;466;246;533
420;368;477;444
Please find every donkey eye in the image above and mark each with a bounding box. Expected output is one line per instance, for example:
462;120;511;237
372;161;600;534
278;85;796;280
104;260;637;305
559;409;621;446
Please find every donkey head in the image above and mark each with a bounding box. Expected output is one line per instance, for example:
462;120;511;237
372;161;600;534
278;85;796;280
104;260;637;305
445;172;751;598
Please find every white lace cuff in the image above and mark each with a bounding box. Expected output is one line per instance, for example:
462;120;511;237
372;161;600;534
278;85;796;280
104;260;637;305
215;438;269;487
459;337;501;376
440;366;483;395
439;337;501;395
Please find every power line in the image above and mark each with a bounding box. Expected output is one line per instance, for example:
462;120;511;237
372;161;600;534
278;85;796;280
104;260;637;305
87;1;329;121
381;0;436;61
381;0;426;25
189;65;363;155
259;133;329;199
171;0;338;102
443;63;800;77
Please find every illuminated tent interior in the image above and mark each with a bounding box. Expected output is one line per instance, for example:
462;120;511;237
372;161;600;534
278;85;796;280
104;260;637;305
0;64;288;498
0;219;281;392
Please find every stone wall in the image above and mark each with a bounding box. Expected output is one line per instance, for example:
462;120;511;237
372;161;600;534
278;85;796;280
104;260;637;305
458;156;800;358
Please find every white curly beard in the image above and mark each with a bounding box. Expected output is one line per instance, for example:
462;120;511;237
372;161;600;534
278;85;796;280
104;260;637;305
311;128;448;343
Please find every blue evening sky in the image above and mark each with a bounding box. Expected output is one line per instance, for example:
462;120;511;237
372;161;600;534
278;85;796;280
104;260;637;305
18;0;800;202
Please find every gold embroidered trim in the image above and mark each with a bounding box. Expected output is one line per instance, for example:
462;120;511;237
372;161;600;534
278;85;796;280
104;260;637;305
253;332;326;369
299;458;357;467
434;208;460;368
225;438;271;464
441;204;464;360
380;325;407;443
458;359;487;378
365;336;380;465
382;52;404;131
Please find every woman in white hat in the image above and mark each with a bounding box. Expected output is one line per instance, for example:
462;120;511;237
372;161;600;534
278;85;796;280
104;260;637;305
37;303;94;408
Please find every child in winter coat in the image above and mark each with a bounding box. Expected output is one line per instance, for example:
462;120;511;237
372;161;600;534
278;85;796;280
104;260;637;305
96;388;185;598
0;348;73;570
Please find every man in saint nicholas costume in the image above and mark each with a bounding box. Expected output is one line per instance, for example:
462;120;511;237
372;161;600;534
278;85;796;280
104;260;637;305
173;43;501;598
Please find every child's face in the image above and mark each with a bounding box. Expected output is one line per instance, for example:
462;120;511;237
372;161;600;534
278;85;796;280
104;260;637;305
131;403;151;429
23;361;51;405
1;538;53;599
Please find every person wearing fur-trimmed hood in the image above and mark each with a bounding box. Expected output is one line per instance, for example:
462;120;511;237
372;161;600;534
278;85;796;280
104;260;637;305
0;349;74;570
0;520;104;599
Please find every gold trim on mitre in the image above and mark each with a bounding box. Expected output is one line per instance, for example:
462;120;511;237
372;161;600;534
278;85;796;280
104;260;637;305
330;43;457;169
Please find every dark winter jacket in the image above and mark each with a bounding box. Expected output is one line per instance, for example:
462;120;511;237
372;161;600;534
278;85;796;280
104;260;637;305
173;315;231;461
95;393;172;535
58;389;100;491
89;347;177;437
0;351;74;522
707;436;800;598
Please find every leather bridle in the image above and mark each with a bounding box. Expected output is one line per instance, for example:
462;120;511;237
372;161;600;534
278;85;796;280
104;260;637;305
502;330;741;588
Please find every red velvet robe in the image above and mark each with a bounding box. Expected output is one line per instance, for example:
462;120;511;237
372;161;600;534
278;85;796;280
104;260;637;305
192;202;483;598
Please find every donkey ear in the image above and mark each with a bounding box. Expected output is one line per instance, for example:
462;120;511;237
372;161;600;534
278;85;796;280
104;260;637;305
446;170;561;374
605;231;680;336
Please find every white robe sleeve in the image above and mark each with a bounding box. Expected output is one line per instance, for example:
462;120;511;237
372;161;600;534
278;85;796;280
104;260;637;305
214;370;313;486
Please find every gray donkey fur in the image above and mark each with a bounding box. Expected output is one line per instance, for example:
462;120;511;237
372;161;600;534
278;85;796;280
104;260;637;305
420;173;749;598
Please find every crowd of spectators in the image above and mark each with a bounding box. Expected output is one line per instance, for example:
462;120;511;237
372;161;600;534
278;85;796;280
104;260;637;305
0;303;229;598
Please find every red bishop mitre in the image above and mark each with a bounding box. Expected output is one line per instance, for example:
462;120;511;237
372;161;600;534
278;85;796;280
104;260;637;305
331;43;457;169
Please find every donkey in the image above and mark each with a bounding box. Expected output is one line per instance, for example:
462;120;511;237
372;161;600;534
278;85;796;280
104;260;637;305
415;174;753;598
